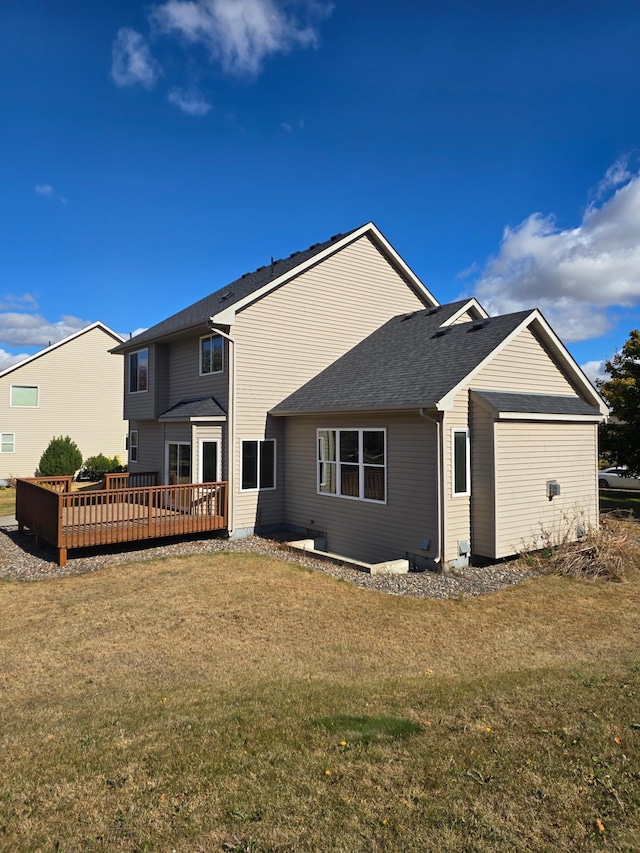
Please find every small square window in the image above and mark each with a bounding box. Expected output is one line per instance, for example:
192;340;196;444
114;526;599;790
1;433;15;453
11;386;38;407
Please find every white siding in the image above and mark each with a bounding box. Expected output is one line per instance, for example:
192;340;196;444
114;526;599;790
470;401;495;558
232;235;432;531
0;326;126;479
284;412;438;565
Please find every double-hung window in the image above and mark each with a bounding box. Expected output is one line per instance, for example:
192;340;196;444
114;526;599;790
452;429;470;496
200;334;223;375
317;429;386;502
10;386;38;407
129;430;139;463
241;439;276;490
129;349;148;393
1;433;15;453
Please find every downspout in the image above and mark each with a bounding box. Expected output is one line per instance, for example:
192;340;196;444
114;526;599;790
419;408;444;569
208;322;236;535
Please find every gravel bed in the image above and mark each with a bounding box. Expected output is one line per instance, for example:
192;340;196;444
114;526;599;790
0;525;536;599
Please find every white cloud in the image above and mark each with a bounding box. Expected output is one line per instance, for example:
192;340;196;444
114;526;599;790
151;0;332;77
168;86;212;115
580;359;608;386
0;294;38;312
111;27;160;88
34;184;54;196
0;348;32;372
472;164;640;342
0;313;91;348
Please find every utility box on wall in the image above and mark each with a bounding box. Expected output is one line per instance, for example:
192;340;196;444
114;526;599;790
546;480;561;500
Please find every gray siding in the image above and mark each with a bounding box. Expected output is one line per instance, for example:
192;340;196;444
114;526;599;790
232;234;432;531
168;336;229;412
283;412;438;565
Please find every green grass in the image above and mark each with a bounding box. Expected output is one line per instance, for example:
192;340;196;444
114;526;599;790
600;488;640;519
0;487;15;517
1;552;639;852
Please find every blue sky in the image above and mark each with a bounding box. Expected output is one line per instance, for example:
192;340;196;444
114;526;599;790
2;0;640;383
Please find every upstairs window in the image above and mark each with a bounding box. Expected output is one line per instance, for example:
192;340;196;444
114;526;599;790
129;349;148;393
317;429;386;502
200;334;223;375
452;429;470;496
11;385;38;407
241;439;276;490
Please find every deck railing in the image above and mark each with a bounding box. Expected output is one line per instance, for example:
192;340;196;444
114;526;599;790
103;472;158;490
16;478;228;567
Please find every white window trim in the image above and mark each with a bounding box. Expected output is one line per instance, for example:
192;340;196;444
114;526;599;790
451;428;471;497
164;441;192;485
1;433;15;453
129;429;139;463
199;333;224;376
129;348;148;394
240;438;277;492
198;438;220;483
316;428;387;504
10;385;39;408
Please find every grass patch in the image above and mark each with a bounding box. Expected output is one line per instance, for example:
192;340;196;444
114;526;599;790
0;487;15;517
1;552;639;851
600;489;640;520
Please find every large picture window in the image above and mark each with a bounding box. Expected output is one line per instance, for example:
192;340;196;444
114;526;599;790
129;349;148;393
317;429;386;503
10;386;38;407
452;429;470;496
200;334;223;375
241;439;276;490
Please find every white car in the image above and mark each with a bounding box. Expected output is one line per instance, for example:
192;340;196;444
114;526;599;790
598;467;640;490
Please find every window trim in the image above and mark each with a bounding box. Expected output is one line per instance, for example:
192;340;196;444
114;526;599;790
129;429;139;463
199;333;224;376
316;428;387;504
451;428;470;497
1;433;15;453
240;438;276;492
198;438;220;483
129;348;149;394
165;441;192;486
10;385;39;408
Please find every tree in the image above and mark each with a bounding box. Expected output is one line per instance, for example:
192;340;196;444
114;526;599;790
38;435;83;477
597;329;640;475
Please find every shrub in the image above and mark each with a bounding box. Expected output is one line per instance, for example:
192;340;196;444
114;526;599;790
82;454;125;480
39;436;83;477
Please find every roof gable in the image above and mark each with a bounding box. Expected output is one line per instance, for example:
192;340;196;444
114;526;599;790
0;322;124;380
112;223;438;352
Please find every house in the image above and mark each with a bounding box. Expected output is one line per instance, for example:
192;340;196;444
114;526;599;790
0;322;127;482
112;223;607;569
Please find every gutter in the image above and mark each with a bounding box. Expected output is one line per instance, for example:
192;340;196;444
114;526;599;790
419;409;444;568
208;321;236;535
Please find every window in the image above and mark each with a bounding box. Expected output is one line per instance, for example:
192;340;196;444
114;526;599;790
167;442;191;485
317;429;386;502
200;334;223;375
241;439;276;490
452;429;470;496
129;349;148;393
1;433;15;453
129;430;138;463
10;385;38;407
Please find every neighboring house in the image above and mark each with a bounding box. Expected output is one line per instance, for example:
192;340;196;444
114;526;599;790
112;223;607;569
0;322;127;481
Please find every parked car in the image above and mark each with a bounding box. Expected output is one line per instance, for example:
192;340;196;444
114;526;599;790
598;467;640;489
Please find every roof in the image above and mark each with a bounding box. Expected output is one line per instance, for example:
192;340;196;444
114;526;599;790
270;304;540;415
472;390;603;419
111;222;438;353
159;397;227;422
0;321;124;380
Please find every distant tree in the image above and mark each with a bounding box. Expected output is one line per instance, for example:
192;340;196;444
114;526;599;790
38;436;83;477
597;329;640;474
82;454;125;480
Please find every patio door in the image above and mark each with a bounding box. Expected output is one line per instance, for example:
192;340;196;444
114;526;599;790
166;442;192;485
198;440;219;483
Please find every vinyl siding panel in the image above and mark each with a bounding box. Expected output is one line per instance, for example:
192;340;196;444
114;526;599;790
124;344;155;421
283;412;438;564
443;395;470;563
129;420;164;476
0;326;126;479
232;235;432;531
470;401;495;558
494;422;598;557
472;327;577;394
168;336;229;413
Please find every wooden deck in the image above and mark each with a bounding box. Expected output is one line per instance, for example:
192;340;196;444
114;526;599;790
15;475;228;566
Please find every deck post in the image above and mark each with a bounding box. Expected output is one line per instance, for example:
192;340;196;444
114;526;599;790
18;522;23;534
57;547;67;567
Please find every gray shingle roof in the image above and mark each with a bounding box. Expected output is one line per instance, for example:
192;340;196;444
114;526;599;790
472;390;601;417
112;227;362;352
159;397;227;420
270;304;535;414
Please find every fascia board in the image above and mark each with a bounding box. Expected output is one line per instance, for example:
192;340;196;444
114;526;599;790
0;321;124;380
270;404;439;417
210;222;439;324
440;298;489;326
495;412;605;422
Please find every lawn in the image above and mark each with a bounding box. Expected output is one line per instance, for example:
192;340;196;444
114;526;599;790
1;551;639;851
599;488;640;520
